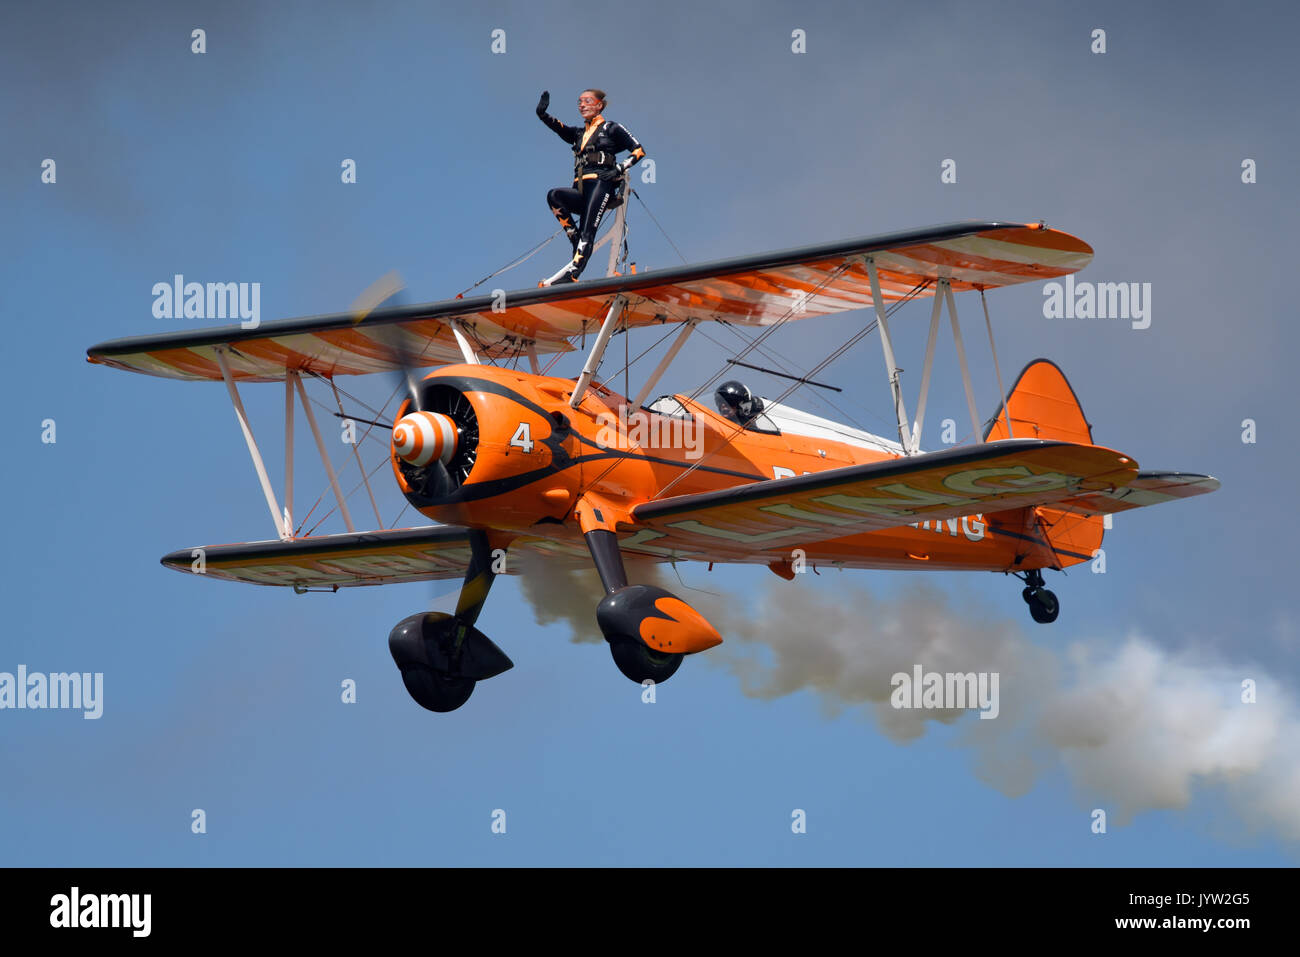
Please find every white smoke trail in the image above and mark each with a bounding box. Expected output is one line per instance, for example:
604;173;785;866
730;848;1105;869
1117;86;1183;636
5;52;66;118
514;555;609;643
1039;639;1300;839
516;563;1300;842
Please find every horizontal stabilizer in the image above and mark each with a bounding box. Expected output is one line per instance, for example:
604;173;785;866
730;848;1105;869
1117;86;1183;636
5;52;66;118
1050;471;1220;517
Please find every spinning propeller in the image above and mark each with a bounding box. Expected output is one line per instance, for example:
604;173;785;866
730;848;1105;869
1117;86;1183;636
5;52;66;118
349;271;477;502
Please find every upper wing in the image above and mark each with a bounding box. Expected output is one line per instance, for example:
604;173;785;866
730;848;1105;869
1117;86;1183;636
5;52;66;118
86;221;1090;382
161;525;599;588
85;305;578;383
623;440;1136;562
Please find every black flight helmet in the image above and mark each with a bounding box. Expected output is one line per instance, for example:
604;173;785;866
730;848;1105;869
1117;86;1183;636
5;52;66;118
715;380;761;424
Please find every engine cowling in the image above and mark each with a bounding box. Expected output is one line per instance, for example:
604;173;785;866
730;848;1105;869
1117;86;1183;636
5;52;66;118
391;383;480;503
390;371;583;527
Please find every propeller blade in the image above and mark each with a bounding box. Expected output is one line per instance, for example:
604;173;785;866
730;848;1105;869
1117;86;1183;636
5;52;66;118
349;271;426;413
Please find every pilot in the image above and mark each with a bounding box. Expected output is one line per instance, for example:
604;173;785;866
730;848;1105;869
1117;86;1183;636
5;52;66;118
536;88;646;284
714;380;763;427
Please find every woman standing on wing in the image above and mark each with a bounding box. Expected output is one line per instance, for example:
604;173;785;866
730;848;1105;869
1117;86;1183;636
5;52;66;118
536;88;646;285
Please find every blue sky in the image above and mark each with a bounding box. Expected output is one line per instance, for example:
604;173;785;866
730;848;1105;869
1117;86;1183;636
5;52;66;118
2;0;1297;865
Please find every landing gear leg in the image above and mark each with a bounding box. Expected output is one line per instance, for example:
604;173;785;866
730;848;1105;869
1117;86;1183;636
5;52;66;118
388;530;513;712
1014;568;1060;624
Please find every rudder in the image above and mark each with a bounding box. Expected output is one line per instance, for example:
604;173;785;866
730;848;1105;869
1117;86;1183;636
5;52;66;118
986;360;1103;570
983;358;1092;444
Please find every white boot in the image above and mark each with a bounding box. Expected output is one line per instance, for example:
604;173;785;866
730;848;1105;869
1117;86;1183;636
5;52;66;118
541;239;588;287
541;261;579;287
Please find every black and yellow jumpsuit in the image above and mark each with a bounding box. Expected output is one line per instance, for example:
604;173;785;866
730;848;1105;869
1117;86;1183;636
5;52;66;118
538;104;646;281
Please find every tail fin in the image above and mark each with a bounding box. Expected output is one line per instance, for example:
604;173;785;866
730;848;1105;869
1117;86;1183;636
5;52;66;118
983;359;1093;444
987;360;1103;570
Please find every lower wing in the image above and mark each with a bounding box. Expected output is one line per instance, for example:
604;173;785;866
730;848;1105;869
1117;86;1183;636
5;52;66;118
160;526;595;587
625;439;1139;562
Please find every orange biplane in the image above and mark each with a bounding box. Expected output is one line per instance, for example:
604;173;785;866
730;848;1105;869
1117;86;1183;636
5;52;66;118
88;221;1218;712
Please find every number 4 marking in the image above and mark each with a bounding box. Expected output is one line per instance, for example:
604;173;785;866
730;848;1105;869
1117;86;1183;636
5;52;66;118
510;422;534;453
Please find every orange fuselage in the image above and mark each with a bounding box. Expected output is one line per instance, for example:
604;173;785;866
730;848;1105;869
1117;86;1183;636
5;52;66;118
391;365;1097;573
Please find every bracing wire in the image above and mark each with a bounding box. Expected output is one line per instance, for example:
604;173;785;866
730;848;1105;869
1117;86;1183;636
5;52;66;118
630;188;689;265
648;280;932;500
455;229;564;299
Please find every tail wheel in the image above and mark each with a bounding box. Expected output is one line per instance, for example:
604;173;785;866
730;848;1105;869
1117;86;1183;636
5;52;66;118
1016;570;1059;624
1028;589;1060;624
609;639;683;684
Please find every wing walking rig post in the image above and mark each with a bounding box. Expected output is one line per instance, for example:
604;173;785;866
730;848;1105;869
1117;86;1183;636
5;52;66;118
87;221;1219;713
